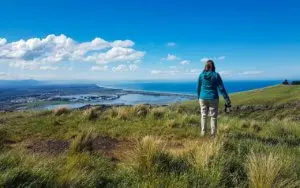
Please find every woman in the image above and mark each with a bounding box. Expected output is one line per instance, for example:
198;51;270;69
197;60;231;137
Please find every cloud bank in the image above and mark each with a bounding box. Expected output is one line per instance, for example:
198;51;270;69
0;34;145;70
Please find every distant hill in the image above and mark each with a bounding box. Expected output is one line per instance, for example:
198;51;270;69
0;80;41;88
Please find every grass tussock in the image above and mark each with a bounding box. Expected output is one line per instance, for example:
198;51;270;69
246;152;299;188
59;153;113;187
69;129;97;154
102;107;133;120
53;107;70;116
102;107;118;119
117;107;131;120
187;139;222;169
133;135;165;172
151;107;168;119
83;108;99;120
133;104;150;117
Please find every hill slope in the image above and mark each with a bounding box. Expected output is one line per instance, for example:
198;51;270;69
0;85;299;187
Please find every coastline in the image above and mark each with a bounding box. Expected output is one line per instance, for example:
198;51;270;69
97;84;196;98
1;82;283;111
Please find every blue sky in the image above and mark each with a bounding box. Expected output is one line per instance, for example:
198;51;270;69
0;0;299;81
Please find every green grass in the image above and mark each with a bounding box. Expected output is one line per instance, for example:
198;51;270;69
0;85;299;187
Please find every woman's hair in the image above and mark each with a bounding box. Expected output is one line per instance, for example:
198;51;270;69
204;60;216;72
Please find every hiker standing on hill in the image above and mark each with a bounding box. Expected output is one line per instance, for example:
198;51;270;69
197;60;231;137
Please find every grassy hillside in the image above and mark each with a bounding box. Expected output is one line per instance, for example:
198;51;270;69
0;85;299;187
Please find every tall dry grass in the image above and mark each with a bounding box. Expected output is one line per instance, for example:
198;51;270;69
132;135;166;171
69;129;97;154
187;139;222;169
246;152;299;188
83;108;98;120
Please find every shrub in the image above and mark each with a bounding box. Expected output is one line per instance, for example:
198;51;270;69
69;129;97;154
53;107;70;116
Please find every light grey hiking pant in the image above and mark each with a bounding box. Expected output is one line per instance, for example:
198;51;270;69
199;99;219;136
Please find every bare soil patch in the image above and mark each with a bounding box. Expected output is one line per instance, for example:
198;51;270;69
27;139;69;154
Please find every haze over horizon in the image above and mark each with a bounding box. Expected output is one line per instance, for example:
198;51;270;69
0;0;299;81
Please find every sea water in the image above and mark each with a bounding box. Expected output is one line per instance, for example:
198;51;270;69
104;80;281;95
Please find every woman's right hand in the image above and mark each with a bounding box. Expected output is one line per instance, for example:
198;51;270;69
225;99;231;107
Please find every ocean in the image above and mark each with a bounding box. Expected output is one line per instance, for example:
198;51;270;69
104;80;281;95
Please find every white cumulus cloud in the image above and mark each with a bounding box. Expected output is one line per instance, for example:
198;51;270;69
180;60;190;65
0;38;7;46
161;54;180;61
0;34;145;70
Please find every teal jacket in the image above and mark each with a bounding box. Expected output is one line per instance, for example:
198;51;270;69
197;71;229;100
